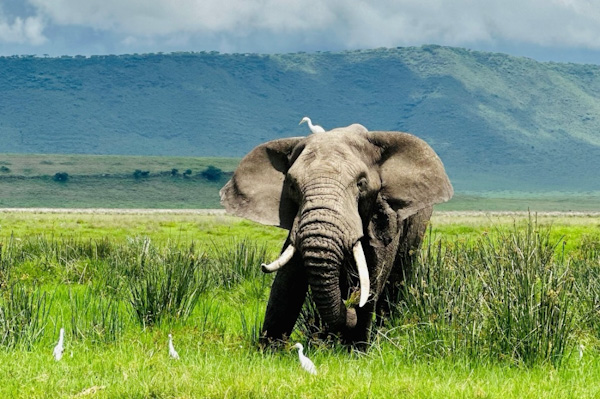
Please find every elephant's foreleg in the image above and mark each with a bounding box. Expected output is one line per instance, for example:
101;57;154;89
375;207;433;325
260;249;307;344
343;301;376;349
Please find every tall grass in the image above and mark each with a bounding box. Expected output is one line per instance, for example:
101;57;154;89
0;216;598;370
0;235;20;287
209;238;269;287
69;287;125;344
0;235;114;286
128;239;209;327
481;222;574;365
296;293;325;340
124;237;269;327
0;284;51;349
394;217;576;365
573;236;600;339
0;241;8;287
239;274;271;346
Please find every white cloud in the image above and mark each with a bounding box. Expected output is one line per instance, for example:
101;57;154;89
27;0;336;36
0;13;47;45
322;0;600;50
15;0;600;53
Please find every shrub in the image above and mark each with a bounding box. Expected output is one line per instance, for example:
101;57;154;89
53;172;69;182
0;166;10;173
201;165;223;181
133;169;150;179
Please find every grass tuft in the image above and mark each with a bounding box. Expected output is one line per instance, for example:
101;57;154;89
69;286;126;344
394;216;575;365
0;284;52;349
209;238;269;287
128;240;208;327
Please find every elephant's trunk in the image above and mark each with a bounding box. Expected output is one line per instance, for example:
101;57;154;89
301;235;354;330
296;182;364;331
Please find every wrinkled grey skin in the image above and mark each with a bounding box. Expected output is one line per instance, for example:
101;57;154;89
220;124;453;346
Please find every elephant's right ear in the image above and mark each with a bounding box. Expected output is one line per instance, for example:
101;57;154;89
220;137;304;229
368;131;453;221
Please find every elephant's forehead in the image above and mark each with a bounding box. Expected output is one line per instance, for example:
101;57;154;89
304;131;370;155
293;132;373;177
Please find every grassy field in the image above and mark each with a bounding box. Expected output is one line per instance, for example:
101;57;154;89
2;153;600;211
0;153;239;176
438;192;600;212
0;210;599;397
0;153;238;209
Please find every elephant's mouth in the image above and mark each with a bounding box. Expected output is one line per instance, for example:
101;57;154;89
261;240;370;308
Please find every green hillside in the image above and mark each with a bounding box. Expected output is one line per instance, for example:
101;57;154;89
1;46;599;194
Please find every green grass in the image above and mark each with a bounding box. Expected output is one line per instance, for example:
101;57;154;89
440;192;600;212
2;342;600;398
0;211;288;250
0;176;231;208
0;211;600;397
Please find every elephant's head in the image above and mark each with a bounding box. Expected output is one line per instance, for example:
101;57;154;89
220;125;453;334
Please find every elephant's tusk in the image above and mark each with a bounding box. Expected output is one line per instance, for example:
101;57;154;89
353;241;370;307
261;245;296;273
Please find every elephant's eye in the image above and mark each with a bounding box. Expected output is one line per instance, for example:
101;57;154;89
287;179;300;200
357;177;368;193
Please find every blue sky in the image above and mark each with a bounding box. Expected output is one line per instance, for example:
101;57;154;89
2;0;600;64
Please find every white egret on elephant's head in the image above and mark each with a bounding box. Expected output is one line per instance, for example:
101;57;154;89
53;328;65;361
168;334;180;359
299;117;325;134
292;343;317;375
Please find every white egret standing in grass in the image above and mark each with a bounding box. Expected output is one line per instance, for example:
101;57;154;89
168;334;180;360
299;117;325;134
579;344;585;360
292;343;317;375
53;328;64;361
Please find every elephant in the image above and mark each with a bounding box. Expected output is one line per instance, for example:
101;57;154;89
220;124;453;346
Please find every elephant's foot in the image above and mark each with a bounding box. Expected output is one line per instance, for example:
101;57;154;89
258;328;294;350
341;302;375;350
341;328;369;351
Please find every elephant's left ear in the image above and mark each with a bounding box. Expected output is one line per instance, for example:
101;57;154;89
368;131;453;220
